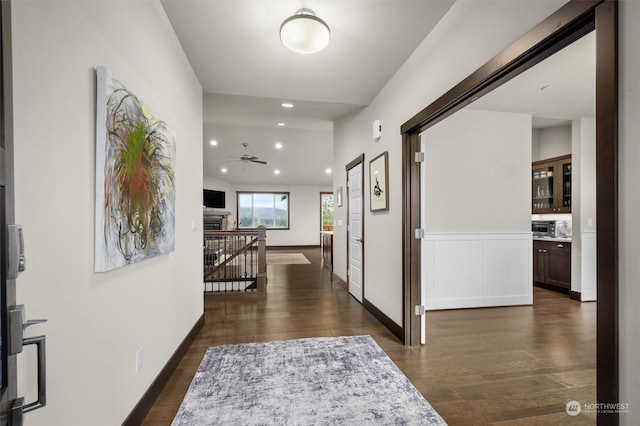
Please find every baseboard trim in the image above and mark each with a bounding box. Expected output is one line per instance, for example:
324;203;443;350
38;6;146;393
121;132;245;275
122;313;205;426
205;291;266;299
534;282;570;295
267;245;320;249
332;273;348;292
363;298;403;343
570;290;582;301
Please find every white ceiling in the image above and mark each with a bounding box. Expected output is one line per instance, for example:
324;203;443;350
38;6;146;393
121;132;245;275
161;1;594;186
469;32;595;128
161;0;455;185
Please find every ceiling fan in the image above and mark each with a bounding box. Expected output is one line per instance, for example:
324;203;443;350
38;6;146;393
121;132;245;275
229;142;267;165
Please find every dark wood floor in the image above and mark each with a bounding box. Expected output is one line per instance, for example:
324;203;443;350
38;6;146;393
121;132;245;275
143;247;596;425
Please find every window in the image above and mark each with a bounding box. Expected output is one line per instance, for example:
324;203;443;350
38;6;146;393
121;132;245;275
320;192;334;231
237;192;290;229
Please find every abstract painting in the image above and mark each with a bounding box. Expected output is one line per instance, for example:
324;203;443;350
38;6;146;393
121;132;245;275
94;67;175;272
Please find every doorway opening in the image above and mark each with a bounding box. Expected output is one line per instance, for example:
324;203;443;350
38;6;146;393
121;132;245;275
401;1;617;423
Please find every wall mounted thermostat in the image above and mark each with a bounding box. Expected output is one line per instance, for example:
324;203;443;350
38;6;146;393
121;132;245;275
372;119;382;140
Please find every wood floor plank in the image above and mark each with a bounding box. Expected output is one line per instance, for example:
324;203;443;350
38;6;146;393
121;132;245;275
142;247;595;425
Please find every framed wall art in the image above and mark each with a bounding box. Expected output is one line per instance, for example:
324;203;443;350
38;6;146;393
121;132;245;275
369;151;389;211
94;66;176;272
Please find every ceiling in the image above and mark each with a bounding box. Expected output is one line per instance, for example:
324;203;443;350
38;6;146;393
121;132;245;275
468;31;595;128
161;1;594;186
161;0;455;185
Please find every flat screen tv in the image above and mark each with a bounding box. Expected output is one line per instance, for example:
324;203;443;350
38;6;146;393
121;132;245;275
203;189;225;209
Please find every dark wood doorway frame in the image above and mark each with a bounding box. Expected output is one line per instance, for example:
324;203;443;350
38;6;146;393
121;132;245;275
401;1;618;423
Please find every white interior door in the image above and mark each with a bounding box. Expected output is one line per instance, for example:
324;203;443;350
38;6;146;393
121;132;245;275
348;163;363;303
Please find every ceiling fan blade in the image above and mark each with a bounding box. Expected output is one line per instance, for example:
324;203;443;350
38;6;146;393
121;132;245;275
248;158;267;165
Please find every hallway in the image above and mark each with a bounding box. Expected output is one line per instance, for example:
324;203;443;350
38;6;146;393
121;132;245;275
143;247;596;425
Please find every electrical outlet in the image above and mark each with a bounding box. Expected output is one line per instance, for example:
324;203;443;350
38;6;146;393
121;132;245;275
136;348;143;372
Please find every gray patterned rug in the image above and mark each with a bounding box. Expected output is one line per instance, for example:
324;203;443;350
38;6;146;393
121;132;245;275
172;335;447;425
266;252;311;265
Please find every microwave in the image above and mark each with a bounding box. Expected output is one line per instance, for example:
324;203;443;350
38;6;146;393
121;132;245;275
532;220;556;237
532;220;572;238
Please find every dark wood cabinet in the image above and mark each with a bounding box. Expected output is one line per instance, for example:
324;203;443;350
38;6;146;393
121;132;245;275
532;154;572;214
533;243;547;284
533;240;571;291
322;232;333;271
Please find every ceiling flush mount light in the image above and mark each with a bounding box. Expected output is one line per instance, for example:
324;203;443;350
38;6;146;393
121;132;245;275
280;8;330;54
277;122;286;127
274;169;281;175
281;102;294;108
275;142;283;149
325;168;332;174
221;168;227;173
210;139;218;146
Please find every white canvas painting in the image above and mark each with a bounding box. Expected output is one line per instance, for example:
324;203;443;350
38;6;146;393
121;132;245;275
95;66;176;272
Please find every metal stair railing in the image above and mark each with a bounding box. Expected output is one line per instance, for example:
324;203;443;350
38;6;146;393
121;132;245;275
203;225;267;293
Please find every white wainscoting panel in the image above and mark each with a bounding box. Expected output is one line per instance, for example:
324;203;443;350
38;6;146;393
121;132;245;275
581;232;597;301
423;233;533;310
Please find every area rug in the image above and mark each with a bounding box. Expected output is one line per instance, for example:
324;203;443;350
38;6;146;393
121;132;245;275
171;335;447;425
266;252;311;265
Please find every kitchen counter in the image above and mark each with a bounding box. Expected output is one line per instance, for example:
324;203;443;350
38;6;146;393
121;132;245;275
533;236;572;243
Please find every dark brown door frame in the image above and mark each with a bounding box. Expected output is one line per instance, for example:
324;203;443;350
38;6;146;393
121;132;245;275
401;1;618;423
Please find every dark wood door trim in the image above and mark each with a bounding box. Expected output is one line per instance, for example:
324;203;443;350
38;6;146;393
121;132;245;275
402;133;421;346
401;1;597;135
345;154;365;172
595;1;618;422
400;1;618;423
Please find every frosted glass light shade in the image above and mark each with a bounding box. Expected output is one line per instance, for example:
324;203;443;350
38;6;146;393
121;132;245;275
280;9;330;54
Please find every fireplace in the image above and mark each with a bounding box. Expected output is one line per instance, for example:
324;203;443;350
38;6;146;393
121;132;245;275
204;210;231;231
204;218;222;231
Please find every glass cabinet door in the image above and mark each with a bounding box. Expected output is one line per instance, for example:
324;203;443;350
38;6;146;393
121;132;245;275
532;164;555;213
559;160;572;212
531;155;571;214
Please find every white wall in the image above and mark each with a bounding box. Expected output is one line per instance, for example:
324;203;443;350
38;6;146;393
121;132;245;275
333;0;566;326
532;125;572;161
423;109;531;233
420;109;532;309
233;184;331;246
619;0;640;420
570;117;596;300
12;2;203;425
203;176;329;245
423;233;532;310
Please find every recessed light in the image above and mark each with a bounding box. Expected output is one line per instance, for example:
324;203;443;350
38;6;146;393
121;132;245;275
281;102;294;108
325;168;332;174
274;169;281;175
277;122;286;127
221;168;227;173
210;140;218;146
275;142;283;149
